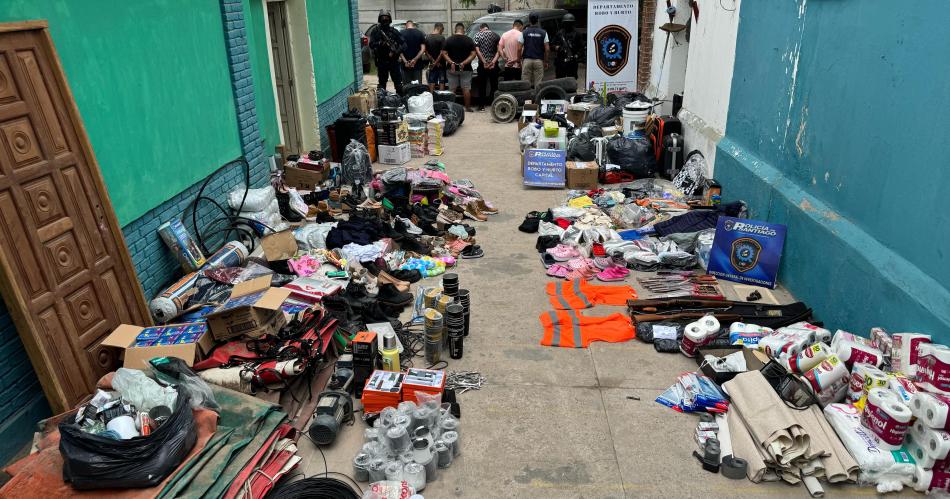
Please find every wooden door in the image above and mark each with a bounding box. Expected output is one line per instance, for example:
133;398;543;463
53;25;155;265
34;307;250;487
267;1;302;155
0;22;150;413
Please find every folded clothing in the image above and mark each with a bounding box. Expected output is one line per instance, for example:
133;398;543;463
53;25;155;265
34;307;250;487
539;310;635;348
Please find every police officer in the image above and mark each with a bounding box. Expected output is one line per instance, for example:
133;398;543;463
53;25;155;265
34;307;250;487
369;10;405;95
518;12;549;89
552;13;584;79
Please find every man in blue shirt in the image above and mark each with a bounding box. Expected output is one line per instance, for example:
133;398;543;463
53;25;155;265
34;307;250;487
518;12;550;89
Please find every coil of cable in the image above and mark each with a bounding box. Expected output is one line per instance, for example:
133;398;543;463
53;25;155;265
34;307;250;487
266;476;360;499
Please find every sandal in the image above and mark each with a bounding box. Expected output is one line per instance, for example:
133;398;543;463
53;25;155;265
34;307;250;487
546;264;570;278
546;244;581;262
591;242;606;258
461;245;484;259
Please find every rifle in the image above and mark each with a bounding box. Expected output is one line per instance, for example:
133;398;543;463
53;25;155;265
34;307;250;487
377;27;402;58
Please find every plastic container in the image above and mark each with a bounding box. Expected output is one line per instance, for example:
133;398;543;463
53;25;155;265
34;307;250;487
622;101;651;134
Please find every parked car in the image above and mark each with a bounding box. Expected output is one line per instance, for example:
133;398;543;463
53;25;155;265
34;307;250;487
362;20;408;73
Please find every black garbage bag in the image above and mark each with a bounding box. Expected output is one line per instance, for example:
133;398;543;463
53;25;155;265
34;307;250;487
59;388;197;490
608;91;650;109
576;87;602;104
635;321;685;353
377;89;403;109
606;135;658;177
567;132;596;161
585;105;622;127
434;102;460;136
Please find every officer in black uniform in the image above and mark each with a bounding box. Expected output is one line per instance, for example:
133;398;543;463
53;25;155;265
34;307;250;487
551;13;585;79
369;10;405;95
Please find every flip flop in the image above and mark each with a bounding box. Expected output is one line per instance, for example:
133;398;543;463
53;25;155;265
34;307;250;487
461;245;484;259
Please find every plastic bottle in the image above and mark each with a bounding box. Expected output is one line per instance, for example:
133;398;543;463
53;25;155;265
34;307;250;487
381;332;400;372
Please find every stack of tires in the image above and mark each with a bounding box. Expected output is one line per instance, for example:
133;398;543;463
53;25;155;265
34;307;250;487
494;77;578;106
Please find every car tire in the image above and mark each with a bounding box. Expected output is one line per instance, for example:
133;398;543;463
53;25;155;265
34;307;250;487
498;80;531;92
490;94;519;123
544;77;579;92
495;89;533;104
433;90;456;103
535;84;569;103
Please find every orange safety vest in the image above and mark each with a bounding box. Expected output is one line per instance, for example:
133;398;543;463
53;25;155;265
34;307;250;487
539;310;635;348
545;279;637;309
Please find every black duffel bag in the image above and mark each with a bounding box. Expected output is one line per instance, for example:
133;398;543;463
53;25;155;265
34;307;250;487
59;387;197;490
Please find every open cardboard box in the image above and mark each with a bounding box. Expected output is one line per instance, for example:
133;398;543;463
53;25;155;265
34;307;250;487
101;323;215;370
204;275;292;341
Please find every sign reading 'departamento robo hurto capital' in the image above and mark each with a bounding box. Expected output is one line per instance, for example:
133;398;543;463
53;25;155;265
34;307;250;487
707;217;787;289
587;0;638;92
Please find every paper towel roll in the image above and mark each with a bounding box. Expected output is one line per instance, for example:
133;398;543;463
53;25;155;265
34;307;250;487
913;466;933;492
907;432;938;469
680;320;713;357
831;330;872;350
786;343;831;374
848;364;876;403
802;354;848;395
912;391;950;430
862;388;911;450
913;420;950;461
917;343;950;394
836;340;883;368
863;365;889;396
892;332;932;376
699;315;720;334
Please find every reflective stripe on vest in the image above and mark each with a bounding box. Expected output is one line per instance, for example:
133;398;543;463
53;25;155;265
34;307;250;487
548;310;582;347
549;279;594;309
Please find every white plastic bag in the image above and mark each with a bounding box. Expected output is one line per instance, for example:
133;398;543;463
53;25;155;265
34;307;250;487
112;368;178;412
286;188;308;217
228;185;275;212
294;222;337;251
407;92;434;115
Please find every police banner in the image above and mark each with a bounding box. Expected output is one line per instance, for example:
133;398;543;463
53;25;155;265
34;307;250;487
707;217;788;289
587;0;638;92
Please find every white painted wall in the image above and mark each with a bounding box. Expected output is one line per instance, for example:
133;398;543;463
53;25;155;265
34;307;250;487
678;0;741;174
285;0;322;152
646;0;691;114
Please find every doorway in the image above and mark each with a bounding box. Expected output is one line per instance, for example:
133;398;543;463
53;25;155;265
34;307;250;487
0;22;150;412
267;1;303;155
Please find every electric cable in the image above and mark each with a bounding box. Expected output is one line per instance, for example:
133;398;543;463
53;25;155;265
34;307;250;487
185;156;256;256
265;475;360;499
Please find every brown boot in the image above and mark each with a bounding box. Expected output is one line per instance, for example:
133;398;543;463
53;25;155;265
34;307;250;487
463;201;488;222
475;199;498;215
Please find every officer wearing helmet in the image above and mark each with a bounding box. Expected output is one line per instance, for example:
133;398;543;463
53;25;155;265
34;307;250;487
369;9;406;95
552;13;585;79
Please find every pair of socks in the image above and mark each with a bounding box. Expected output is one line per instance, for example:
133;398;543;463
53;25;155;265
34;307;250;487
545;279;637;310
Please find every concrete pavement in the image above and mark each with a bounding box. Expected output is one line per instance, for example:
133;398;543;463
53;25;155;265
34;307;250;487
296;106;917;498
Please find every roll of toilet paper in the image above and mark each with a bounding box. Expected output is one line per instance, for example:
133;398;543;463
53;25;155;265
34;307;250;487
699;315;720;334
906;432;938;469
680;317;719;357
917;343;950;394
836;340;883;368
862;388;912;450
913;465;950;492
912;391;950;430
863;365;890;396
912;420;950;461
802;354;848;395
786;343;831;374
849;364;877;403
891;333;932;376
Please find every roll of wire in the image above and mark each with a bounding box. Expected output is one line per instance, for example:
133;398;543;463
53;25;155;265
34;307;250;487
265;476;360;499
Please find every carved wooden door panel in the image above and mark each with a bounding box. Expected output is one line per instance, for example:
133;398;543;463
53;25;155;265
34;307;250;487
0;23;149;412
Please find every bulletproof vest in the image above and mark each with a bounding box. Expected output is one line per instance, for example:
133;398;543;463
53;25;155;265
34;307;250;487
522;26;547;60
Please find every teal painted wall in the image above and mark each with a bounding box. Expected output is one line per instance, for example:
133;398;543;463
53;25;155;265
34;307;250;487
717;0;950;338
0;0;241;225
308;0;356;102
245;0;281;154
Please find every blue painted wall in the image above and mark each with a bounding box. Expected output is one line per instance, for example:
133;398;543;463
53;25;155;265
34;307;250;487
716;0;950;339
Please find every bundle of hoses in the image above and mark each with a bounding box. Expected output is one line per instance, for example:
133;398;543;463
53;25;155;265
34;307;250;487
266;476;359;499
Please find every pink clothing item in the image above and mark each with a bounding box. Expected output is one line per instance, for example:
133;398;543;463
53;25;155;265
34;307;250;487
499;28;522;68
289;254;321;277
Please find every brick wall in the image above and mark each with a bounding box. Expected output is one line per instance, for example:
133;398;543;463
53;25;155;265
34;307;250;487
121;158;270;300
637;0;656;91
0;300;51;464
222;0;266;173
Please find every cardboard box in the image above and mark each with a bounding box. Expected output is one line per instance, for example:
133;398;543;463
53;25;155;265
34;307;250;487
101;322;215;370
519;104;539;131
284;165;325;191
540;99;568;115
378;142;411;165
566;161;600;190
567;103;598;127
205;276;291;341
261;230;298;261
348;93;371;115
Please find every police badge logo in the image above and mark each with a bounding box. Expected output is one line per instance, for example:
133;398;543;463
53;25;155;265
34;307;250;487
594;25;631;76
730;237;762;272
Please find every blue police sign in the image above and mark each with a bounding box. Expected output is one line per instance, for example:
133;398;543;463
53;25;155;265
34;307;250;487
707;217;787;289
523;149;566;188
